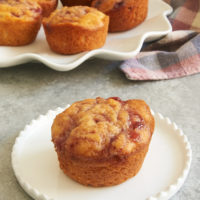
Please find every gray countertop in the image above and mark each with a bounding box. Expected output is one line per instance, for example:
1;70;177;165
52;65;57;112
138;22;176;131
0;59;200;200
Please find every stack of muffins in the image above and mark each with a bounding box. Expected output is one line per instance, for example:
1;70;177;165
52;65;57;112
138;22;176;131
0;0;148;54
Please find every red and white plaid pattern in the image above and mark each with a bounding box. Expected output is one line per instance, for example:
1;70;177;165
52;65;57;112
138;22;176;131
168;0;200;31
120;0;200;80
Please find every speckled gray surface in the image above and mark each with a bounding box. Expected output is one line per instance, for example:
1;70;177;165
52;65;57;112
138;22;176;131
0;59;200;200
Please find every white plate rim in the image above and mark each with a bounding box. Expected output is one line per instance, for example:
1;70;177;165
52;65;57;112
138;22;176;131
0;0;172;71
11;106;192;200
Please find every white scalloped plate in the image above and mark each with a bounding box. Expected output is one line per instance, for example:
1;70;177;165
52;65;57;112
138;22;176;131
0;0;172;71
12;106;192;200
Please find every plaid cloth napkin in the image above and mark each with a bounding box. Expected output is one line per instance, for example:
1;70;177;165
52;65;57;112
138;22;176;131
120;0;200;80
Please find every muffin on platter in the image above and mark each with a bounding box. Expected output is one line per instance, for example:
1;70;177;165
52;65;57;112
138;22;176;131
0;0;42;46
91;0;148;32
52;97;155;186
43;6;109;54
36;0;58;17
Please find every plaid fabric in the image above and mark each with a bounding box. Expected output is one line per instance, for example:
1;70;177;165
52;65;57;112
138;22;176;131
168;0;200;31
120;0;200;80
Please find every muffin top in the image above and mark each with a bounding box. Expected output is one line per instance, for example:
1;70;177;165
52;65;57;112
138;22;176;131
52;97;154;160
0;0;42;21
43;6;107;29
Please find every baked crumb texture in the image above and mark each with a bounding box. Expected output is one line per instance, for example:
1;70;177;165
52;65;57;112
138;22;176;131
36;0;58;17
0;0;42;46
52;97;155;186
43;6;109;54
60;0;92;7
92;0;148;32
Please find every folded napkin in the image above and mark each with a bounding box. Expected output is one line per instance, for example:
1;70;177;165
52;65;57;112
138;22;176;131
120;0;200;80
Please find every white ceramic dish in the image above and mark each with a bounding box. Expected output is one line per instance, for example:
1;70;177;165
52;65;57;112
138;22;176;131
0;0;172;71
12;106;192;200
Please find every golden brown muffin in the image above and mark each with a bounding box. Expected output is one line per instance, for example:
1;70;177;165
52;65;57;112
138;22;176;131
36;0;58;17
91;0;148;32
43;6;109;54
60;0;92;7
0;0;42;46
52;97;155;187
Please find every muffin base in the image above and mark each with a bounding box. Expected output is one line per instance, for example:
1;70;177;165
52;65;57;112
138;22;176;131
0;19;41;46
110;0;148;32
92;0;148;32
57;144;150;187
43;17;109;54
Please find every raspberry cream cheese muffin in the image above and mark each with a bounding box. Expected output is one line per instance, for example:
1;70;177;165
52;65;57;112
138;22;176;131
60;0;92;7
91;0;148;32
36;0;58;17
52;97;155;186
43;6;109;54
0;0;42;46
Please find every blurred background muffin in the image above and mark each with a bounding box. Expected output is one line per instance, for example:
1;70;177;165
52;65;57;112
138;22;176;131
36;0;58;17
92;0;148;32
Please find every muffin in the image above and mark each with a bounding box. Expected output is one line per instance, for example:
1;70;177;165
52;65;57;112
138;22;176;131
91;0;148;32
36;0;58;17
60;0;92;7
0;0;42;46
52;97;155;187
43;6;109;54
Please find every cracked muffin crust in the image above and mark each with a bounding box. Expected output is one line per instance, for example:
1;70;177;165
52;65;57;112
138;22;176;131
0;0;42;46
91;0;148;32
52;97;155;186
43;6;109;54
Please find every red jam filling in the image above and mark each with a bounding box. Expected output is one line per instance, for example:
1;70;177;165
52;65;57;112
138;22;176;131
128;112;144;142
109;97;144;143
129;130;140;142
108;97;123;102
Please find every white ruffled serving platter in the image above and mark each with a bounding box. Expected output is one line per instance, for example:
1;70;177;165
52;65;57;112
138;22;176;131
0;0;172;71
12;106;192;200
